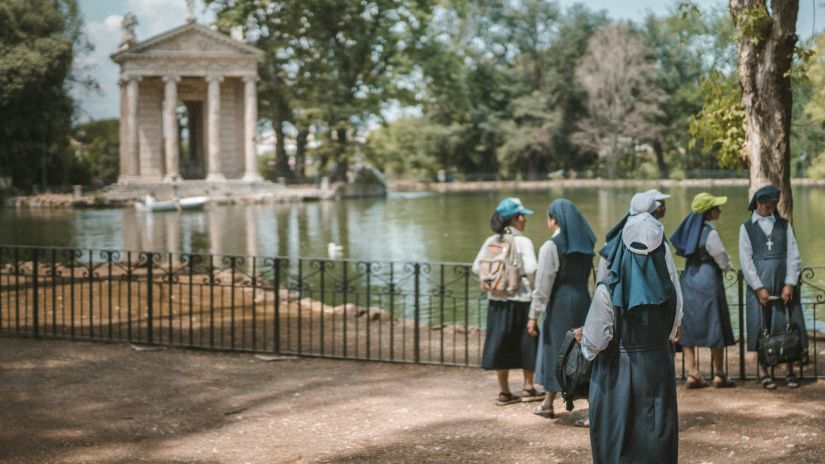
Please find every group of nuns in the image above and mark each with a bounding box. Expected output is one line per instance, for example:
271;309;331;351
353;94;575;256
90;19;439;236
472;185;805;464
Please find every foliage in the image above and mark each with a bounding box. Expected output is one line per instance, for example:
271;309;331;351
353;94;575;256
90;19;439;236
801;34;825;178
689;71;747;169
0;0;90;191
71;118;119;186
206;0;436;179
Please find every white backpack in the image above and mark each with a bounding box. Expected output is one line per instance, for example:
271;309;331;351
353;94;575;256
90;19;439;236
478;234;523;297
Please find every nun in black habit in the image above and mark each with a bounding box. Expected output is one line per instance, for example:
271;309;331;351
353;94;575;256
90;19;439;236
738;185;806;389
528;199;596;418
577;212;683;464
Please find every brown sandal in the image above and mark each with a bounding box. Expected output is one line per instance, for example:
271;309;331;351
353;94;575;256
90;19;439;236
685;373;709;389
496;391;521;406
713;374;735;388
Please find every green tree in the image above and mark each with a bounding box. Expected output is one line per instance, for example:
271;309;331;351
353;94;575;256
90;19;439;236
801;34;825;178
0;0;90;191
71;118;119;186
208;0;435;180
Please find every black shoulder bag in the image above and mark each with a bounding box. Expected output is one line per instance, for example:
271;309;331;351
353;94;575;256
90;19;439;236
757;297;805;367
556;328;593;412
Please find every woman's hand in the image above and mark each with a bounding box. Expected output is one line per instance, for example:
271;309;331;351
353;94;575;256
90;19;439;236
756;288;770;306
672;326;681;344
573;327;583;343
527;319;538;337
781;284;794;304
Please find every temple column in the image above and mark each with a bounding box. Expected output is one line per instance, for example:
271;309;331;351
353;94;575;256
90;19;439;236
205;74;225;182
241;76;262;182
163;75;181;182
119;75;142;183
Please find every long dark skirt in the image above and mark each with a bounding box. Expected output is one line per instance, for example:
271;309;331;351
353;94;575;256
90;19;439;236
536;285;591;392
680;262;735;348
481;300;538;371
589;345;678;464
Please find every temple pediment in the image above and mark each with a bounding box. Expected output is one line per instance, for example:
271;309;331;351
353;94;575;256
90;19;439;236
112;23;263;63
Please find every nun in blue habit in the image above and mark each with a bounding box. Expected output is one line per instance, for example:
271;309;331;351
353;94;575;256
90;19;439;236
738;185;806;389
670;193;736;388
527;199;596;418
579;212;683;464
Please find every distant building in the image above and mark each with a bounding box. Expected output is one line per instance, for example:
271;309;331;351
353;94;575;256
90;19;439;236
111;12;263;184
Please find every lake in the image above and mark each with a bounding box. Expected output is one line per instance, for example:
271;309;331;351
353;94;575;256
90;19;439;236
1;185;823;269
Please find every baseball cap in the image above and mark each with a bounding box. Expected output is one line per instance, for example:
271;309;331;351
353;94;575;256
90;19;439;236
496;197;534;219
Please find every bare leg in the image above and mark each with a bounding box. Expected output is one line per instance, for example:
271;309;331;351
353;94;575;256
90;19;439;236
496;370;510;393
683;345;699;378
710;348;724;375
541;391;556;407
522;370;535;392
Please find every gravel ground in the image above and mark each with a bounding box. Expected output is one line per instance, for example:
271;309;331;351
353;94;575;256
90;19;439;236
1;335;824;463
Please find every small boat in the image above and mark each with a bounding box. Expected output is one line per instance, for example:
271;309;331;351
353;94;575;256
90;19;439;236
135;196;208;212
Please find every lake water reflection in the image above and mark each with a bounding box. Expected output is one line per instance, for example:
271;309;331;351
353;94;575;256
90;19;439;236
2;185;823;268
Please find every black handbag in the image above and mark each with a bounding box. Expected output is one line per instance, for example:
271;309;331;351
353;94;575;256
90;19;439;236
757;297;806;367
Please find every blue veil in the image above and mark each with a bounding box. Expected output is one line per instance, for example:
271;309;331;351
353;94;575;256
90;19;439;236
548;199;596;256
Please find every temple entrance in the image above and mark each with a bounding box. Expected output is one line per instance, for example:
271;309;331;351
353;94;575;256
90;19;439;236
177;101;206;179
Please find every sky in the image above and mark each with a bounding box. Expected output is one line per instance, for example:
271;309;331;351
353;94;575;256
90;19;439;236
74;0;824;122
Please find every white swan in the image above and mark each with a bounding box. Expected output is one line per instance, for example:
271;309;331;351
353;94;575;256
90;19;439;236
327;242;344;259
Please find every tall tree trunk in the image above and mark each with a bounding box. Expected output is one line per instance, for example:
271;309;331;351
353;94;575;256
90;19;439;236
652;138;667;178
295;126;308;180
333;126;349;182
273;119;290;179
730;0;798;219
526;152;538;181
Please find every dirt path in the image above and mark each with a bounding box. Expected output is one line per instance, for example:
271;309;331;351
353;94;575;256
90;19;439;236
1;336;824;463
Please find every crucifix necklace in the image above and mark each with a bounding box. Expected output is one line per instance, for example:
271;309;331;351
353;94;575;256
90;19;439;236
766;238;774;251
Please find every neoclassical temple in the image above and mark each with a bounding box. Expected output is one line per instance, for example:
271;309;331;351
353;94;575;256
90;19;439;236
111;13;264;184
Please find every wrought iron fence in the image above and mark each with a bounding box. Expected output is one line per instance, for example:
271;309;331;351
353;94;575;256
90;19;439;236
1;245;824;379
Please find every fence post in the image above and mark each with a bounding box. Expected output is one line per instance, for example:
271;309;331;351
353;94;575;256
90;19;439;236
273;258;281;354
31;248;39;338
738;270;745;380
414;263;421;364
146;252;154;344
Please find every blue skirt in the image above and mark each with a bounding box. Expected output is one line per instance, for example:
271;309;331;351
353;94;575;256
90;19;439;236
536;284;591;392
589;344;678;464
679;262;735;348
481;300;538;370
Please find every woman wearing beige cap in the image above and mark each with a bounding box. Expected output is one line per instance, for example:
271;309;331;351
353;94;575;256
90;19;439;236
669;193;736;388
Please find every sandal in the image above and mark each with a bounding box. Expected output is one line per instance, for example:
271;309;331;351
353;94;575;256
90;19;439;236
574;418;590;428
521;388;544;403
713;374;735;388
685;373;709;389
532;403;555;418
786;376;800;389
760;376;777;390
496;391;521;406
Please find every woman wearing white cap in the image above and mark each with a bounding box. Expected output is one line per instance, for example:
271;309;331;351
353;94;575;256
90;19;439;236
472;198;540;405
577;212;683;464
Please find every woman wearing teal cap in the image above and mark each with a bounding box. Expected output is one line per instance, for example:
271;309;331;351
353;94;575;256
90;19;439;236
670;193;736;388
472;197;541;405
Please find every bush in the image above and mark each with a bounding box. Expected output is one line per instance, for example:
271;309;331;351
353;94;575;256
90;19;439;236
808;152;825;179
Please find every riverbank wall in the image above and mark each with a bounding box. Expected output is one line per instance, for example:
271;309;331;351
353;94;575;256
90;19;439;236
389;177;825;193
3;180;386;208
